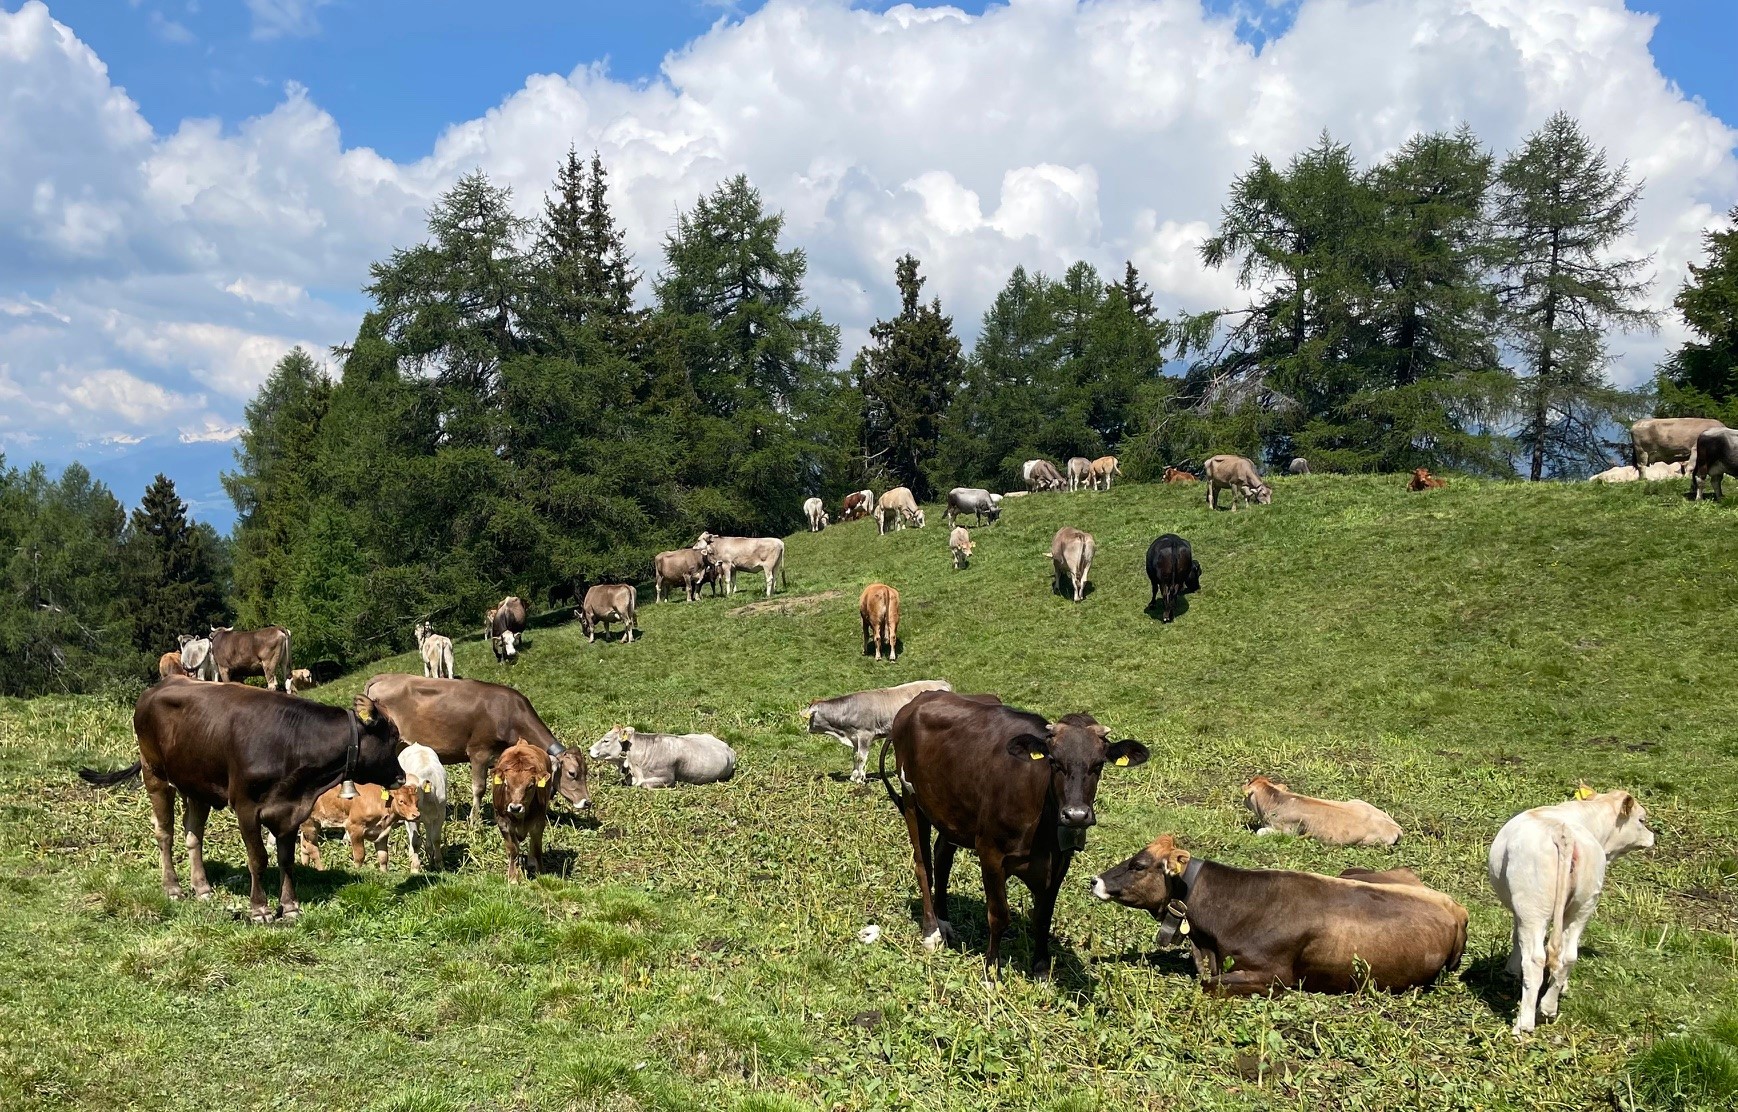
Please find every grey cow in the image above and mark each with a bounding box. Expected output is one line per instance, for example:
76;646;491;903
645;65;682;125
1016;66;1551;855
588;726;737;787
801;679;953;783
945;487;1002;527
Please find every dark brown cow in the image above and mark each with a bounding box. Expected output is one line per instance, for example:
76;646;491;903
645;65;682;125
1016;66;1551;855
1145;534;1201;623
361;673;589;823
208;625;294;692
1409;468;1447;491
157;650;188;680
1088;835;1468;994
487;596;528;662
79;680;405;922
492;741;553;881
885;691;1149;977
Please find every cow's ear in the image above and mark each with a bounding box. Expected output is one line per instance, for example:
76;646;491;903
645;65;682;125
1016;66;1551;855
1007;734;1050;761
1106;740;1149;768
353;696;376;724
1167;848;1191;877
1618;793;1636;821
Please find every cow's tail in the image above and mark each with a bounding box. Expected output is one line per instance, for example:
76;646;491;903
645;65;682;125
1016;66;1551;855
1544;825;1575;973
281;628;294;693
80;761;142;787
877;736;904;814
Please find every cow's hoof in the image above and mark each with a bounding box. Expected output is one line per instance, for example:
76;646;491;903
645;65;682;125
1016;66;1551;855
849;773;868;786
280;904;301;922
921;929;945;951
248;907;273;925
165;887;185;901
193;886;213;900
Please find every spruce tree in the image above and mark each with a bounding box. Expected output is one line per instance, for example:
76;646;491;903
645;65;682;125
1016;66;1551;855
859;255;963;499
122;474;226;654
1657;206;1738;423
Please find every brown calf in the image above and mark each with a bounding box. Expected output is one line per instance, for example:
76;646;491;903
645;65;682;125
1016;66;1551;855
1409;468;1447;491
299;782;422;871
860;583;901;661
1241;775;1403;846
492;741;552;881
157;651;189;680
1162;467;1197;483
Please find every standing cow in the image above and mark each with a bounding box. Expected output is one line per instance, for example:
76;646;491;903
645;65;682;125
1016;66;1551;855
578;584;638;642
876;487;925;533
1145;534;1200;622
1051;527;1094;602
1631;416;1725;474
841;489;876;522
1066;457;1093;491
1689;427;1738;500
415;622;454;679
803;497;829;531
491;741;553;881
1088;456;1121;491
694;533;787;598
945;488;1002;527
653;548;711;603
1204;454;1272;510
860;583;901;661
802;679;952;783
948;526;975;569
1288;457;1310;475
487;597;527;664
202;626;295;692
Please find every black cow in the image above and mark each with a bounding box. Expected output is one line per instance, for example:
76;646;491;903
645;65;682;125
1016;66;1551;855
1146;534;1201;622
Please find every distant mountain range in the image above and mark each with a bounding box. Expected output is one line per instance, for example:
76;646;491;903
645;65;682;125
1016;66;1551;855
10;435;240;532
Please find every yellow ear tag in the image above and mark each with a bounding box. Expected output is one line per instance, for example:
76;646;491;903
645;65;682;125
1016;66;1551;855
1114;756;1130;767
356;706;373;723
536;777;548;788
380;789;391;802
1030;751;1044;760
491;774;503;785
1574;784;1596;800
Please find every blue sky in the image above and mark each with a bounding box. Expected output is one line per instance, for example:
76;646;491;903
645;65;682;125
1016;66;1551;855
4;0;1736;527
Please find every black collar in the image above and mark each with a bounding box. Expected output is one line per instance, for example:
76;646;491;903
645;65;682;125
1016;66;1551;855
1155;857;1206;946
345;712;362;783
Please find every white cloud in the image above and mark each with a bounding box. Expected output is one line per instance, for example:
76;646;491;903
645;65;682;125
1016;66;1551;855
178;421;242;444
59;368;200;425
2;0;1736;459
245;0;329;41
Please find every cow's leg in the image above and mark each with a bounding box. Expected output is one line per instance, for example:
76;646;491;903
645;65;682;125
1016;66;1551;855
902;806;944;949
978;848;1011;979
373;829;390;871
1030;862;1067;978
501;824;522;883
1164;584;1177;623
931;836;956;944
1542;893;1599;1020
301;824;324;870
888;619;898;662
233;805;274;922
426;803;444;871
1209;967;1291;997
1512;918;1548;1034
182;796;213;898
1505;920;1523;977
272;819;300;919
471;755;489;824
850;735;870;785
148;780;182;899
527;817;545;877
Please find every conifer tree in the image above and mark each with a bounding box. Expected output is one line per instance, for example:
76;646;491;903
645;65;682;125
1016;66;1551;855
859;255;963;499
1657;206;1738;424
121;474;226;654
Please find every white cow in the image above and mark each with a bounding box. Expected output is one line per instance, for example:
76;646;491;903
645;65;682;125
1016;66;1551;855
177;634;218;681
876;487;925;534
589;726;737;788
694;533;787;598
1487;786;1655;1035
415;622;454;679
396;742;448;872
803;497;829;531
948;526;974;570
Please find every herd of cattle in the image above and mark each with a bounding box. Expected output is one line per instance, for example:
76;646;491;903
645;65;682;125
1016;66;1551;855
78;436;1691;1039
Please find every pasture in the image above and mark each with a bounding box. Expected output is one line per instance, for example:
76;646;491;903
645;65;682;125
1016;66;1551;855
2;475;1735;1110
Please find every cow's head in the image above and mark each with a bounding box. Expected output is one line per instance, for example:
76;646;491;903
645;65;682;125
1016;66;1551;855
490;744;550;818
912;508;926;528
499;629;518;659
552;745;591;810
1186;559;1203;593
576;607;594;639
1240;776;1286;816
1007;713;1148;843
351;695;406;786
415;621;430;644
1089;834;1191;913
694;532;717;553
588;725;631;766
1577;785;1656;858
1252;482;1273;504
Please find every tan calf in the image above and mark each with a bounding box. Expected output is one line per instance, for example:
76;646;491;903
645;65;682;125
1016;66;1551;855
1242;776;1402;846
860;583;901;661
1088;455;1121;491
299;781;422;871
492;741;552;881
948;526;974;569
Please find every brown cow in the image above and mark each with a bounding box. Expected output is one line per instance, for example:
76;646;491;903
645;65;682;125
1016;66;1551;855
487;596;528;663
578;584;637;643
1409;467;1447;491
841;489;876;522
492;741;552;881
1204;455;1271;510
1089;835;1467;994
860;583;901;661
1162;467;1197;483
1024;460;1065;491
1088;455;1121;491
207;625;294;692
157;651;188;680
653;548;710;603
299;781;421;871
79;682;405;922
361;674;589;823
887;691;1148;977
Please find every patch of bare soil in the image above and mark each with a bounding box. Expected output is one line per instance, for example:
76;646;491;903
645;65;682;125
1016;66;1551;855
728;590;843;617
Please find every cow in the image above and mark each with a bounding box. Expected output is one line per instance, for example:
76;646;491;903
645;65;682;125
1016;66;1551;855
1689;427;1738;500
157;651;188;681
491;741;553;881
487;596;527;663
1632;416;1725;473
653;548;711;603
1145;534;1200;623
860;583;901;661
78;683;405;922
694;533;787;598
360;674;589;824
1088;455;1121;491
588;726;737;788
841;489;875;522
1024;459;1065;492
803;496;829;531
1592;460;1690;482
177;634;217;681
801;679;953;783
1241;776;1402;846
886;691;1149;977
289;667;316;690
876;487;925;533
1288;457;1310;475
945;487;1002;527
1409;467;1447;491
202;626;295;692
1050;527;1094;602
1163;467;1197;483
415;622;454;679
1089;835;1467;995
1066;456;1093;491
577;584;638;643
1488;785;1656;1035
397;742;447;871
1204;454;1272;510
298;781;421;872
948;526;975;570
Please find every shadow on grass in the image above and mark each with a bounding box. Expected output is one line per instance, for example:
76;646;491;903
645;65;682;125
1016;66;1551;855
1461;951;1520;1022
901;893;1100;993
1143;593;1192;623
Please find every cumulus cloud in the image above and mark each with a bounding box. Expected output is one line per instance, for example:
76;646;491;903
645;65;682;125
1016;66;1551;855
2;0;1736;460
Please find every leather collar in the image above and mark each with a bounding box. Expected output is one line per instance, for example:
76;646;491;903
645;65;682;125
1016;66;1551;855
1155;857;1206;946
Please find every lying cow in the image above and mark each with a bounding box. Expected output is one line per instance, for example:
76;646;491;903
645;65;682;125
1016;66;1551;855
1590;460;1690;483
945;487;1002;527
588;726;737;788
653;548;711;603
1241;776;1402;846
1163;467;1197;483
491;741;552;881
1488;785;1655;1035
1632;416;1725;472
1050;527;1094;602
803;496;829;531
948;526;974;569
299;781;421;872
801;679;952;783
1288;457;1310;475
1690;426;1738;500
1409;468;1447;491
1205;455;1272;510
1089;835;1467;994
578;584;637;643
1088;455;1121;491
487;596;527;663
1066;456;1093;491
397;742;447;871
860;583;901;661
415;622;454;679
876;487;925;533
289;667;316;690
1145;533;1200;623
695;533;786;598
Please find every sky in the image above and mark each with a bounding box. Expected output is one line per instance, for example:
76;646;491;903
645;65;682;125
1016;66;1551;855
3;0;1736;527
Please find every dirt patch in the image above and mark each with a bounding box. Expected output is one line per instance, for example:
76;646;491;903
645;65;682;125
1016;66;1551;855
728;590;843;618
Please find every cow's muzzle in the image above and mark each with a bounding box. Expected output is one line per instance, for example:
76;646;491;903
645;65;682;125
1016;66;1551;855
1060;806;1096;827
508;803;525;816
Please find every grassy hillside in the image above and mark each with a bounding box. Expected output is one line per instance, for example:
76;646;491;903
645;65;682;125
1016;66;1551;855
2;475;1735;1111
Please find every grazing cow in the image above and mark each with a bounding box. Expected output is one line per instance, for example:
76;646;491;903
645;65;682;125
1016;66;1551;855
78;683;405;921
1409;467;1447;491
1163;467;1197;483
397;742;447;871
860;583;901;661
887;691;1148;976
289;667;315;690
1050;527;1095;602
801;679;953;783
1288;457;1310;475
1689;427;1738;500
1204;454;1272;510
653;548;711;603
361;674;589;823
487;596;527;663
841;489;875;522
415;622;454;680
694;533;787;598
1145;534;1200;623
804;496;829;531
948;526;975;569
876;487;925;533
1632;416;1725;472
1024;459;1065;492
491;741;553;881
946;488;1002;527
157;651;188;681
577;584;638;643
1088;455;1121;491
1089;835;1467;994
1066;456;1093;491
205;626;295;692
177;635;217;681
1488;785;1655;1035
589;726;737;787
1241;776;1402;846
298;781;421;872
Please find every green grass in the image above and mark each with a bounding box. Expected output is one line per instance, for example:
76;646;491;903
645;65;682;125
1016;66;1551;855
3;474;1737;1110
